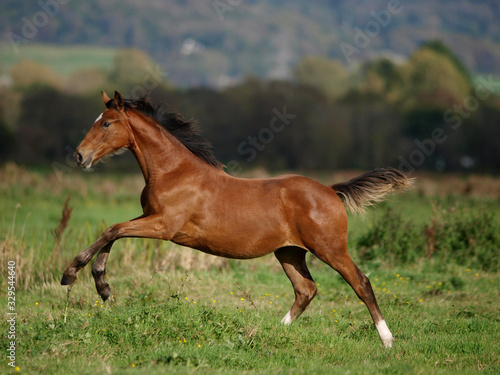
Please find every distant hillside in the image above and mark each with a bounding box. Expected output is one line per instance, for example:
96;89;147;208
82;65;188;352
0;44;116;77
1;0;499;86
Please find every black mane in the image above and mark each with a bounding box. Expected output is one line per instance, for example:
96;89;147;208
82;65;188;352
109;96;223;169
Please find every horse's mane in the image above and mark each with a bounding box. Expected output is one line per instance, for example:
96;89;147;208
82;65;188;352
108;96;223;169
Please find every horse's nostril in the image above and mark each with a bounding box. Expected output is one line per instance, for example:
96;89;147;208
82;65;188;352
75;152;83;164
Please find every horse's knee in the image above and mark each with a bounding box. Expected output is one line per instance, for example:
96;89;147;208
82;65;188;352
102;226;118;242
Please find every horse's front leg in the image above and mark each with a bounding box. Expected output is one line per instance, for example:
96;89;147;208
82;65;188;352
61;234;110;286
91;215;147;300
61;215;168;288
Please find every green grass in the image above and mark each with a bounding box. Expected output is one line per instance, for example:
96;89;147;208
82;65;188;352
0;43;116;76
1;165;499;374
3;263;499;374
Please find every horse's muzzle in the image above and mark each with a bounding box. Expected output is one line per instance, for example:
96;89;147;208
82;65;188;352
74;151;93;169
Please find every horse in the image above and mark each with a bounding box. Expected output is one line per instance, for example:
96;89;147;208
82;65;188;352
62;90;413;348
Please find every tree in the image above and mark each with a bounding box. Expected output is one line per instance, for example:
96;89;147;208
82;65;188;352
67;68;107;94
0;120;15;162
420;40;471;84
108;48;155;91
293;57;349;99
15;87;97;164
400;47;471;109
359;59;404;101
0;88;22;131
10;60;62;89
339;91;403;169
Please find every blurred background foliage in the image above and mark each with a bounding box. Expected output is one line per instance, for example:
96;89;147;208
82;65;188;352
2;0;500;83
0;42;499;173
0;1;499;173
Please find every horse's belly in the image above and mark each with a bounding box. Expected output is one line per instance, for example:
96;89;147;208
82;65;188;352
171;224;295;259
169;181;305;258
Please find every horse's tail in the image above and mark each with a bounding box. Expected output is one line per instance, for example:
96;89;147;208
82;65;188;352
332;167;414;216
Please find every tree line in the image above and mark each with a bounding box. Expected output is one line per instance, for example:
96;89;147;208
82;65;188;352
1;41;499;174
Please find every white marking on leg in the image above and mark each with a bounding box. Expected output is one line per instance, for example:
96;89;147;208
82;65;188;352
94;113;103;123
376;319;394;348
281;311;293;325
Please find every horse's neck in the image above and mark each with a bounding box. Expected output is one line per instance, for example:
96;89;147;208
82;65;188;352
128;113;198;182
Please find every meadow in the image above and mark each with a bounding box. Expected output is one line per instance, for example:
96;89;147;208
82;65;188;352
0;43;116;77
1;163;499;374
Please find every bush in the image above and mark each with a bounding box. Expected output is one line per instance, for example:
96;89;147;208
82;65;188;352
357;203;499;271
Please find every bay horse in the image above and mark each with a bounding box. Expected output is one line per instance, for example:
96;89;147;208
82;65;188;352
62;91;413;348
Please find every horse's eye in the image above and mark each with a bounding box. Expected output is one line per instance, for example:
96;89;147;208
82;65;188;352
102;122;111;129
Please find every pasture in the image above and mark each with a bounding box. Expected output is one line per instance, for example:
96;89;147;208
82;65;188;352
1;164;499;374
0;43;116;77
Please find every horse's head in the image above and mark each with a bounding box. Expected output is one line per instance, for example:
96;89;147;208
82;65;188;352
75;91;131;170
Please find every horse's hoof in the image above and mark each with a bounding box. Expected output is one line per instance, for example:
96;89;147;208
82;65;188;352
61;274;76;285
98;284;111;301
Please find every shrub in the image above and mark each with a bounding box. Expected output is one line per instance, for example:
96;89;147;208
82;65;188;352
356;203;499;271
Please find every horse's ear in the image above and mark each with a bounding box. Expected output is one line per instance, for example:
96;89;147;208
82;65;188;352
114;91;124;111
101;91;111;105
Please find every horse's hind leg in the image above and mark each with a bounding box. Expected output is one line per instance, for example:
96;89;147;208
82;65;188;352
92;241;114;301
275;247;317;324
312;243;394;347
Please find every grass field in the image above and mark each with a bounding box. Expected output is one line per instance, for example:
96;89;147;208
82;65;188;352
1;163;499;374
0;43;116;77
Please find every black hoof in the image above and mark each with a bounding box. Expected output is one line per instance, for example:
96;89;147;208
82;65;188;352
98;284;111;301
61;274;76;285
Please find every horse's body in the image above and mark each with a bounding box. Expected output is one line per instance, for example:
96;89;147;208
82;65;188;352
62;91;413;348
170;173;346;259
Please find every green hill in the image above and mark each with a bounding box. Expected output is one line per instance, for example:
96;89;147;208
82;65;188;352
0;44;116;76
1;0;499;86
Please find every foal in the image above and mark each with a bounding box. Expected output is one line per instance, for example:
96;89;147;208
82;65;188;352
62;91;413;347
